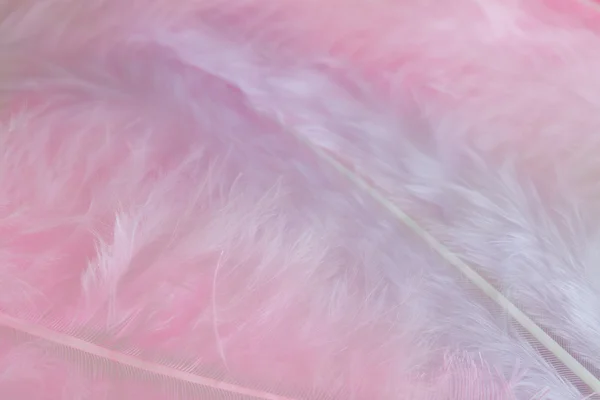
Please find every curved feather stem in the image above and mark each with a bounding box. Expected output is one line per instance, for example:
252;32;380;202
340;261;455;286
0;312;298;400
296;136;600;396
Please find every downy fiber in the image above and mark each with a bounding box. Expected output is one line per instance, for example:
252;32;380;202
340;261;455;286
0;0;599;399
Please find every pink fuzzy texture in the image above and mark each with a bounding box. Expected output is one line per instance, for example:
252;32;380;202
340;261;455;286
0;0;599;399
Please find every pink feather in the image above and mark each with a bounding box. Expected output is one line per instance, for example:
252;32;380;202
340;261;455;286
0;0;598;399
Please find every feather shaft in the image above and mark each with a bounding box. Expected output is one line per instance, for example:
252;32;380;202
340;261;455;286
295;135;600;395
0;312;298;400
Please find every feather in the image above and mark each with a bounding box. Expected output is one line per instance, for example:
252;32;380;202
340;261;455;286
0;0;596;399
0;312;295;400
294;135;600;395
153;0;600;396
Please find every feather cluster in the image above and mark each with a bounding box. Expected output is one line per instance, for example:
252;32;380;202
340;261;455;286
0;0;599;399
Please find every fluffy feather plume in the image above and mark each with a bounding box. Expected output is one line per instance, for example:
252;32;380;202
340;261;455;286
148;0;600;394
0;0;596;399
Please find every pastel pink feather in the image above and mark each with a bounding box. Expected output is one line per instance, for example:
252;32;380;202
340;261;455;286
0;1;598;399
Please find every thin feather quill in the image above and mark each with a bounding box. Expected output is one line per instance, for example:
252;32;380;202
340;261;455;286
0;312;294;400
293;134;600;395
